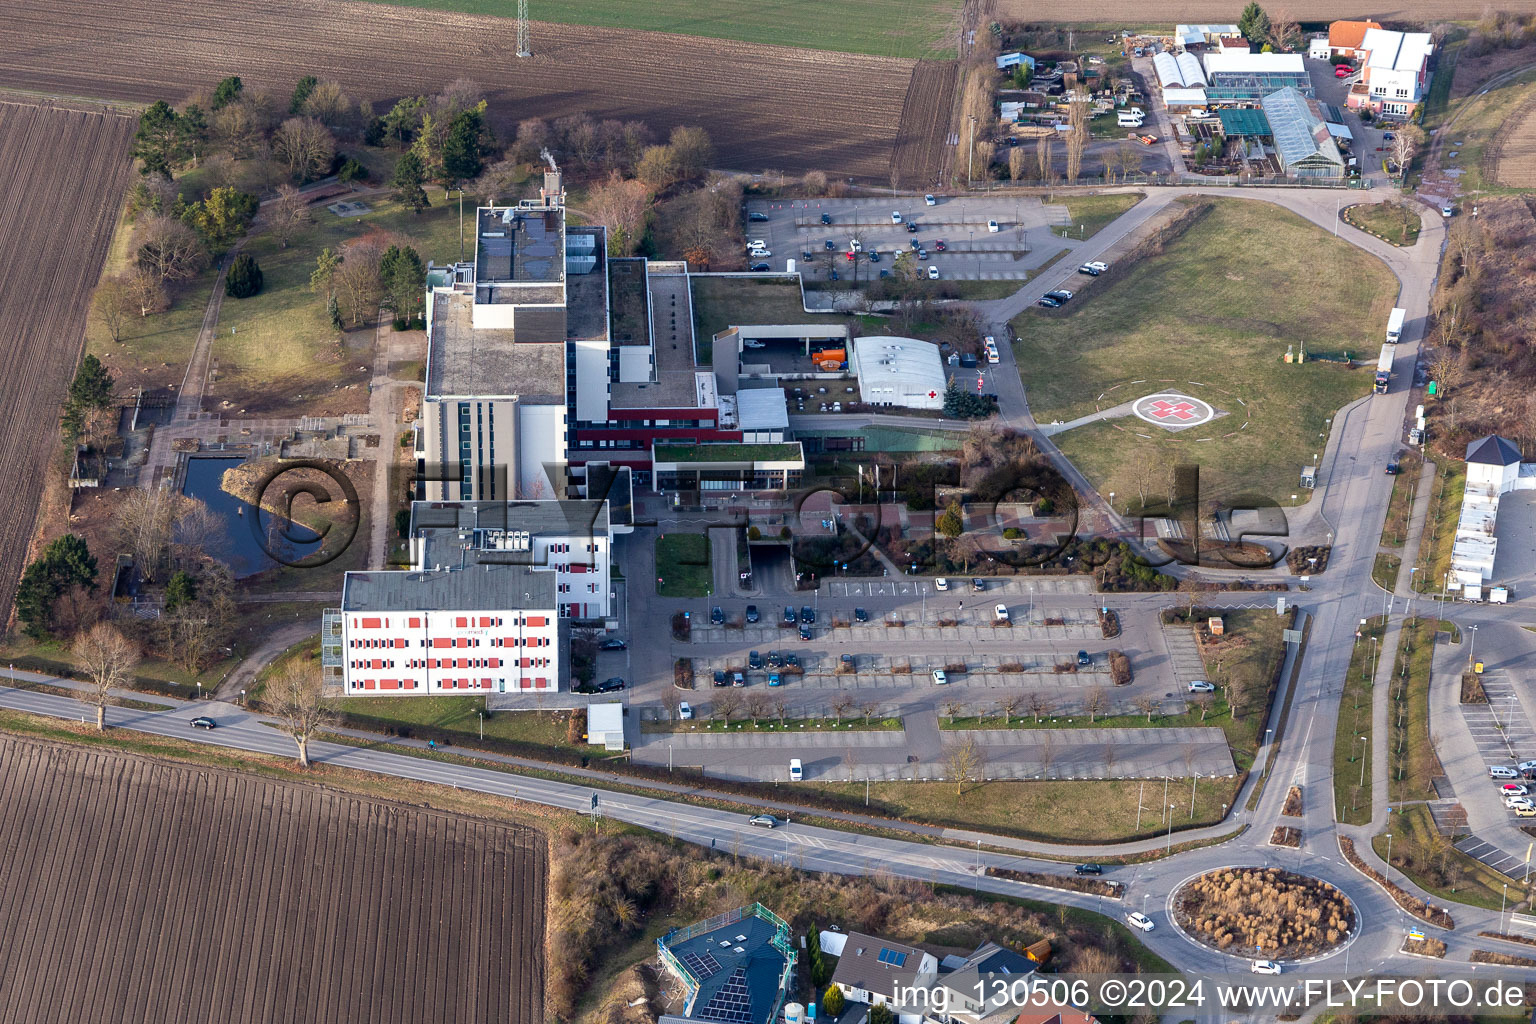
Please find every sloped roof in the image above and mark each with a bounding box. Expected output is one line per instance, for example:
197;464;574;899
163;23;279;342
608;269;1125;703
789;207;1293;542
1261;86;1344;170
1329;20;1381;50
1466;435;1522;466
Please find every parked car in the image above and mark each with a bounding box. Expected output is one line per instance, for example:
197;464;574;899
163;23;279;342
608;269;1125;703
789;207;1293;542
1078;264;1102;276
910;238;921;249
599;638;627;650
907;221;919;233
711;606;724;624
1383;132;1396;140
1074;863;1103;875
846;250;856;261
1188;680;1217;693
1384;462;1400;475
679;701;694;719
935;577;950;591
713;670;728;687
854;607;869;622
784;606;797;624
732;671;746;687
749;814;780;828
932;669;949;685
917;248;928;260
970;578;986;591
987;219;1000;232
925;194;937;206
1335;65;1351;77
1491;765;1521;779
1037;295;1062;308
1126;912;1155;932
1508;795;1534;811
749;211;769;221
1517;759;1536;771
799;625;813;641
868;250;880;262
190;716;217;730
747;239;767;250
1077;650;1092;666
1502;783;1529;796
1045;289;1074;302
1251;959;1282;975
789;758;803;781
766;650;783;667
840;654;855;670
934;240;947;251
994;603;1010;622
825;239;835;250
745;605;760;623
821;213;832;225
748;650;763;670
595;677;625;693
928;265;940;279
1442;204;1455;217
1517;805;1536;818
801;606;815;624
749;263;770;272
891;211;903;223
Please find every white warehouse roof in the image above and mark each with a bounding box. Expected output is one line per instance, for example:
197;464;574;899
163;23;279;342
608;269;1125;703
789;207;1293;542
1203;52;1305;76
1154;51;1207;88
1163;88;1209;106
1176;23;1239;47
850;336;947;411
736;387;790;432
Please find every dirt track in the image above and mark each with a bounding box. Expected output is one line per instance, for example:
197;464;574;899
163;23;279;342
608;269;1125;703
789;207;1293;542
0;0;917;179
889;60;960;188
0;736;547;1024
0;102;134;623
994;0;1536;17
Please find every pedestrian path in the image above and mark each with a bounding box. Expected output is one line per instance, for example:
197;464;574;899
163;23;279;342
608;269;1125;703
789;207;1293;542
1160;621;1205;684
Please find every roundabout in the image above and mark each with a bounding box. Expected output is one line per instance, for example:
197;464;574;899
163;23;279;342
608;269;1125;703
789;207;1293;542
1168;866;1357;963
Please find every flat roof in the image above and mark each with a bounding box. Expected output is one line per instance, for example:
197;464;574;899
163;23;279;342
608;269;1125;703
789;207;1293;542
610;272;704;410
410;499;611;540
653;443;803;465
342;564;556;612
587;702;623;735
736;388;790;431
475;206;564;287
1204;52;1305;76
426;291;565;401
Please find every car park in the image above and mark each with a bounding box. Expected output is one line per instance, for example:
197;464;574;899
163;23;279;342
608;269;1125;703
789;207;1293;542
679;701;693;719
745;605;759;623
1037;295;1061;308
789;758;803;781
987;219;1000;232
932;669;948;685
1188;680;1216;693
1251;960;1282;975
994;603;1010;622
1074;863;1103;876
190;716;217;730
749;814;780;828
1491;765;1521;779
800;606;815;624
935;577;950;591
1126;912;1155;932
925;194;936;205
599;637;626;650
595;677;625;693
928;265;939;279
1077;650;1092;666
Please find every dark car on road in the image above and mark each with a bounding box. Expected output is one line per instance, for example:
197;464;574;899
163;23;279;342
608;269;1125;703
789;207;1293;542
825;238;835;250
599;638;626;651
854;607;868;622
1385;462;1400;475
934;240;947;251
1077;649;1092;666
800;606;815;624
906;222;918;233
1075;863;1104;876
821;212;832;225
595;677;625;693
749;211;769;222
749;262;770;272
190;716;217;730
746;605;760;623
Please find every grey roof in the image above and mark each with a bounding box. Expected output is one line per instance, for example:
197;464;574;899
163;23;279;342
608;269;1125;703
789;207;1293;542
425;290;565;400
1466;435;1522;466
341;563;555;612
830;932;925;999
1261;86;1344;171
736;388;790;431
475;207;564;285
662;913;791;1024
410;499;611;539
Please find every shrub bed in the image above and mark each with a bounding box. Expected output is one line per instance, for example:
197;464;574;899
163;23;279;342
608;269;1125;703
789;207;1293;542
1108;650;1132;686
1339;837;1455;929
1462;672;1489;704
1282;785;1303;817
987;865;1122;898
1270;826;1301;848
1402;936;1447;958
1172;867;1353;959
1471;949;1536;967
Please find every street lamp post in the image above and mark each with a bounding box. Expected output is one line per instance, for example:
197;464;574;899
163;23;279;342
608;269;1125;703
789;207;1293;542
1166;804;1176;854
1502;882;1510;933
974;839;981;891
1408;567;1419;620
1385;832;1393;888
1359;734;1369;791
1470;624;1479;666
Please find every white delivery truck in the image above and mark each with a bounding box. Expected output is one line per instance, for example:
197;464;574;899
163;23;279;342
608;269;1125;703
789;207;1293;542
1386;306;1406;344
1374;344;1395;394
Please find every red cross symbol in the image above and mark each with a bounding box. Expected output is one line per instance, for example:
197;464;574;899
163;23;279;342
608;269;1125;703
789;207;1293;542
1147;399;1199;421
928;390;938;399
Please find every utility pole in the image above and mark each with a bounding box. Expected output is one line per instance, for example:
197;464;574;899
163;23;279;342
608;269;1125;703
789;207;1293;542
516;0;531;57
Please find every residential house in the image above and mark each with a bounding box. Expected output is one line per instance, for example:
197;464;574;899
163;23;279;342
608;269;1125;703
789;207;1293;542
826;932;939;1009
1327;19;1382;59
657;904;796;1024
1350;28;1434;117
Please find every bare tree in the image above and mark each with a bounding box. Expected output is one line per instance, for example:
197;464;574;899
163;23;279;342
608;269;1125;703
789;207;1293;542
1388;130;1418;178
74;623;139;730
472;156;524;204
270;661;331;768
745;693;771;725
1084;686;1109;723
171;496;220;565
123;266;168;318
1036;132;1055;181
860;700;880;725
1192;694;1215;721
134;214;208;284
998;694;1024;725
1114;143;1143;182
334;238;385;326
1268;7;1302;50
1102;742;1119;777
299;80;355;129
830;695;856;724
772;697;789;726
115;487;182;582
93;275;135;343
1134;695;1158;722
714;690;742;723
943;735;986;796
1008;146;1028;182
940;699;965;723
587;172;653;256
272;116;336;181
1038;730;1056;775
1027;691;1054;722
660;686;681;721
211;99;273;159
268;184;312;250
1065;79;1088;184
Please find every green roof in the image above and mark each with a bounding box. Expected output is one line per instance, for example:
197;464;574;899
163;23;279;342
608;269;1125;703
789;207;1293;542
1218;108;1271;136
653;443;803;464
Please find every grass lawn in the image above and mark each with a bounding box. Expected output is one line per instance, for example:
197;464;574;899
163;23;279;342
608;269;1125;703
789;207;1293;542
1374;804;1516;911
1380;451;1423;547
1343;202;1422;246
0;635;237;697
1373;552;1402;591
655;532;712;597
691;277;855;364
1390;617;1442;805
1334;616;1385;826
1413;461;1466;592
1049;192;1144;238
361;0;959;58
213;186;464;412
1434;67;1536;192
1020;199;1396;506
1421;32;1466;131
332;694;588;751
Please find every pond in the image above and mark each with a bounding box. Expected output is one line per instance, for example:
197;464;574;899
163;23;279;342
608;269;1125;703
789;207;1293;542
181;457;322;577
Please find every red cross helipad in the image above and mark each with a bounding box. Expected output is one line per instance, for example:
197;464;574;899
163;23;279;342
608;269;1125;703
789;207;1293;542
1147;399;1200;421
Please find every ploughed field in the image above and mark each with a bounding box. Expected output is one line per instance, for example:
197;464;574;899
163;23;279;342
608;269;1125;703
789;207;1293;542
0;0;926;180
0;101;135;622
0;737;547;1024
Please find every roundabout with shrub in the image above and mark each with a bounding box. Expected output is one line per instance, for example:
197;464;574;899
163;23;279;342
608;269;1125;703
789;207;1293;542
1171;867;1356;961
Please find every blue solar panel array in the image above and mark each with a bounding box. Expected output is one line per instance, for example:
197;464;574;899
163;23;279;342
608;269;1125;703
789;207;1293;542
682;951;723;979
877;948;908;967
698;967;754;1023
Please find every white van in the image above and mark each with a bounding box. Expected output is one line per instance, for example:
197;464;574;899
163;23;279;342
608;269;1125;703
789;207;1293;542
1117;111;1145;128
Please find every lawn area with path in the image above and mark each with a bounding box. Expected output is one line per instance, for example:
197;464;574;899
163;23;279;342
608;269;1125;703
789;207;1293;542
1343;202;1422;245
1014;198;1397;506
656;532;713;597
1050;192;1144;239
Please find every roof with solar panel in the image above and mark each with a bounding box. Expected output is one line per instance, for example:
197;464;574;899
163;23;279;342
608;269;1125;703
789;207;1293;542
657;905;796;1024
830;931;936;1001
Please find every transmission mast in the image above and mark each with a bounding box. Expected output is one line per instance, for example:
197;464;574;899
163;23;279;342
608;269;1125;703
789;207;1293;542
516;0;531;57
